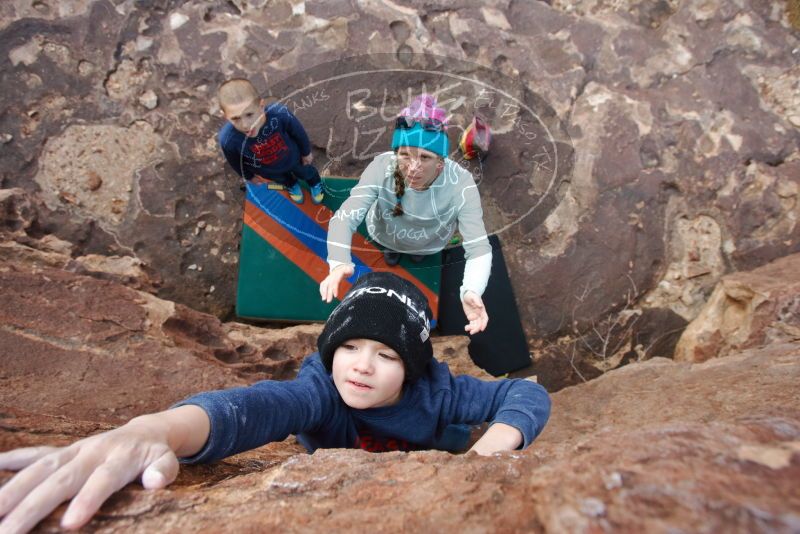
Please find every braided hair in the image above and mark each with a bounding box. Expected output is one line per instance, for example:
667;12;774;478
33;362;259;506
392;156;405;217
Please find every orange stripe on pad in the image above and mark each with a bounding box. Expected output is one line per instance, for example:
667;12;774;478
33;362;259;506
244;200;353;295
291;198;439;319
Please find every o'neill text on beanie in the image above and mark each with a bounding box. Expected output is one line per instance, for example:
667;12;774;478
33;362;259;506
317;272;433;382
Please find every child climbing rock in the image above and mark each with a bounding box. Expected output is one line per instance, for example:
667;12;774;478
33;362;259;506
0;272;550;533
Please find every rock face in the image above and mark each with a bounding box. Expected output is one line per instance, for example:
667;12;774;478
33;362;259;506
2;335;798;531
1;189;799;531
0;1;797;388
0;261;323;424
675;253;800;362
1;1;799;529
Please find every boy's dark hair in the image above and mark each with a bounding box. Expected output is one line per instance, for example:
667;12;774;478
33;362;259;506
318;272;433;382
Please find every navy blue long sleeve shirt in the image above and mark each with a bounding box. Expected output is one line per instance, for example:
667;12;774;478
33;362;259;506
219;103;312;179
176;353;551;462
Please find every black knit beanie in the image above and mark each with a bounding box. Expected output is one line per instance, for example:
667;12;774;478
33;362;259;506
318;272;433;382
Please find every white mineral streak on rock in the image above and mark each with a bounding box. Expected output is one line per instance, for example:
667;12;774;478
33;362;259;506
643;212;724;320
540;82;632;257
695;111;742;157
139;90;158;110
169;12;189;30
136;36;154;51
157;30;183;65
9;36;43;66
74;254;148;283
481;7;512;31
742;64;800;128
736;444;794;470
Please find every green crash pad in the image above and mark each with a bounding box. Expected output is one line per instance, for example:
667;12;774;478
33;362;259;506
236;177;441;323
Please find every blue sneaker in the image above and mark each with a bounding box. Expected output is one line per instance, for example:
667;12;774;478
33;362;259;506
287;182;304;204
310;182;325;204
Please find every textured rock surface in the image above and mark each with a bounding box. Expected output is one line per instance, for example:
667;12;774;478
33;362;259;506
2;339;798;532
1;195;799;530
0;262;323;424
1;1;799;528
0;186;320;425
0;1;797;388
674;252;800;362
538;342;800;448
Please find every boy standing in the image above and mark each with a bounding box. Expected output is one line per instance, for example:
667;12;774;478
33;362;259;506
218;78;324;204
0;273;550;532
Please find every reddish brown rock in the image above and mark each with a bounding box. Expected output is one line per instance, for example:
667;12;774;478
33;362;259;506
525;306;688;392
538;341;800;449
674;253;800;362
1;1;798;356
432;335;494;379
1;1;800;530
0;188;162;294
0;188;34;234
1;341;798;532
0;263;321;425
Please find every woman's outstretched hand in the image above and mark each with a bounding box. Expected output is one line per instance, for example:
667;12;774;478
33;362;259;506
320;264;355;303
0;406;208;534
462;290;489;335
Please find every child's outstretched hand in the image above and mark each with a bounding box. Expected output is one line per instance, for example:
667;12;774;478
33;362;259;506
320;264;355;303
462;291;489;335
0;406;208;533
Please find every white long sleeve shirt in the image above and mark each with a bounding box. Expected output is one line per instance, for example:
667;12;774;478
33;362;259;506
327;152;493;297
